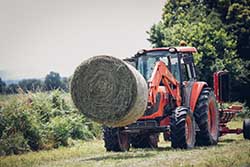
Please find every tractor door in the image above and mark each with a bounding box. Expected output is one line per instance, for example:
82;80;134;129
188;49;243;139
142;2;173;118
180;53;197;82
175;52;197;106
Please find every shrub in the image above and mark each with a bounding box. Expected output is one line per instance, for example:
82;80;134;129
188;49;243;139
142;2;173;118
0;91;101;155
0;132;30;156
68;115;95;140
48;116;71;147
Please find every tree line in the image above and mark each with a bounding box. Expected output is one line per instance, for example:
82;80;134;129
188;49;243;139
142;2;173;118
0;71;70;94
148;0;250;106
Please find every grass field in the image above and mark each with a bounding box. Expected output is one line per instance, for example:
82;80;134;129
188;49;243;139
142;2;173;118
0;120;250;167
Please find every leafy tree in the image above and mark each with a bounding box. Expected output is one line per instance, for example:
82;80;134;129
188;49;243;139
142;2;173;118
148;1;239;83
201;0;250;105
6;84;19;94
226;2;250;60
18;79;44;92
44;71;63;91
0;78;6;94
61;77;70;92
148;0;248;104
202;0;250;60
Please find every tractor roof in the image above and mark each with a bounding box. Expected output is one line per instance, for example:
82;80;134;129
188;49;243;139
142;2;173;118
143;47;197;53
123;47;197;62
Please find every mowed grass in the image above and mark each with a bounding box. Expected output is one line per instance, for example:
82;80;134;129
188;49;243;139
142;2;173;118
0;120;250;167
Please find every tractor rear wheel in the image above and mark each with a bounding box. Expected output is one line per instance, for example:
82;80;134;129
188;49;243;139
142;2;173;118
194;87;219;146
170;106;195;149
131;133;159;148
243;119;250;140
103;126;130;152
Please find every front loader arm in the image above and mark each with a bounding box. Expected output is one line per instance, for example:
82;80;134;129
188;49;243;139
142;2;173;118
148;61;181;106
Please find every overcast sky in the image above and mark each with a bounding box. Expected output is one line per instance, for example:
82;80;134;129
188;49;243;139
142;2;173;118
0;0;165;80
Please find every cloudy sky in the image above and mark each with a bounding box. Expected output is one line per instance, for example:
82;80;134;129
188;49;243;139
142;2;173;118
0;0;165;80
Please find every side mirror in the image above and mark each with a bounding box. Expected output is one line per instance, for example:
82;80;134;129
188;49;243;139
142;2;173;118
213;71;230;103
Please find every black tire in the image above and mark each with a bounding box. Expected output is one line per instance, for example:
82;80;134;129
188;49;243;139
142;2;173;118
131;133;159;148
103;126;130;152
243;119;250;140
170;106;196;149
194;87;219;146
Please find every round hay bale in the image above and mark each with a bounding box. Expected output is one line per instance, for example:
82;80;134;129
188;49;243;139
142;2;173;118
70;55;148;127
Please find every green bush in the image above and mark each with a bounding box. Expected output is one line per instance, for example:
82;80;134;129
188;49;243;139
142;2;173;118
0;132;30;156
238;105;250;118
0;91;101;156
50;116;70;147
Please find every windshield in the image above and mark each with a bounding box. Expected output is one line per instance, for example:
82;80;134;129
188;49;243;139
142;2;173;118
137;51;181;81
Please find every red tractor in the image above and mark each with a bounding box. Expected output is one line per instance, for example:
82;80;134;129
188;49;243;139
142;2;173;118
103;47;250;151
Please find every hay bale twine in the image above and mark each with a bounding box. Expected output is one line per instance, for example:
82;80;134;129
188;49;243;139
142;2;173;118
70;55;148;127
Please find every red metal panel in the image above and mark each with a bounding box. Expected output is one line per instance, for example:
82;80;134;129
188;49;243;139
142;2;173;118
213;72;220;102
176;47;197;53
160;117;170;126
189;82;207;112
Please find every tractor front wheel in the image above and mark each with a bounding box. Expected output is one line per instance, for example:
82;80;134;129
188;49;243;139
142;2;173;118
194;87;219;146
243;119;250;140
103;126;130;152
170;106;196;149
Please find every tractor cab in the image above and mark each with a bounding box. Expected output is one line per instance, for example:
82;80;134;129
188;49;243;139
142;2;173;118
126;47;197;84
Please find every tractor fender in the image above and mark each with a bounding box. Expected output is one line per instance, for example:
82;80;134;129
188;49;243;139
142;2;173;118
189;82;208;112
